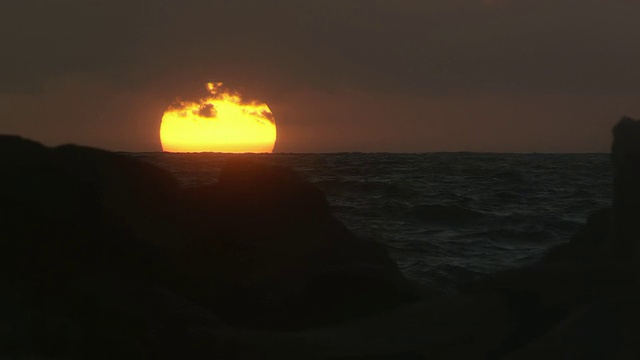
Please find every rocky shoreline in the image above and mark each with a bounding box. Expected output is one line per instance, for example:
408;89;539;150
1;117;639;359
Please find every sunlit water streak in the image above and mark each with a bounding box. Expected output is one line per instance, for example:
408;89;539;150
130;152;612;293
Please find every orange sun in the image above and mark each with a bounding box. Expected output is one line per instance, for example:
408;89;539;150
160;83;277;153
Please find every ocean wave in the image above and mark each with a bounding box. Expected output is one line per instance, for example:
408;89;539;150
132;152;612;292
407;204;485;225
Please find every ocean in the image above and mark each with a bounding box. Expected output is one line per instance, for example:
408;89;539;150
131;152;612;293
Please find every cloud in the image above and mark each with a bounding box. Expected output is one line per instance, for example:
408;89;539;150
260;110;275;122
196;104;217;118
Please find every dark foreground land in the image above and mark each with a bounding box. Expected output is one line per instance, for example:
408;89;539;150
1;117;639;359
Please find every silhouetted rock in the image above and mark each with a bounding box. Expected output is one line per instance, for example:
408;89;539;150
459;206;619;358
3;116;639;358
182;158;420;328
0;136;209;358
0;135;419;357
611;117;640;273
466;117;640;358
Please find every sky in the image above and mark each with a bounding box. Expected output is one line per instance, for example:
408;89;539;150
1;0;639;152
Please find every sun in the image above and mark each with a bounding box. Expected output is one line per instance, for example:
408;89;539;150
160;82;277;153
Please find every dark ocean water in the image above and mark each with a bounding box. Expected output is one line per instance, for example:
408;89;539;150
131;153;612;293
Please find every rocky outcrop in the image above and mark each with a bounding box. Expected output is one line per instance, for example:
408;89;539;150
181;158;420;327
0;136;500;359
493;119;640;359
0;135;419;357
611;117;640;275
2;116;639;359
461;117;640;358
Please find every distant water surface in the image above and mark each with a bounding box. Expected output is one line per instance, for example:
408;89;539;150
130;152;612;293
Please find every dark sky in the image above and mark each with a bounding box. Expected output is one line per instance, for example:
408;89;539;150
2;0;639;152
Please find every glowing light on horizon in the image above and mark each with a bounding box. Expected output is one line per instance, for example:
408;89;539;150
160;82;277;153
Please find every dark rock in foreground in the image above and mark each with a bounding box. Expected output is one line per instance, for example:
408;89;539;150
460;117;640;358
0;135;418;357
181;158;420;328
1;116;639;359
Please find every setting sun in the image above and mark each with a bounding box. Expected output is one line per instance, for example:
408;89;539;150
160;83;277;153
